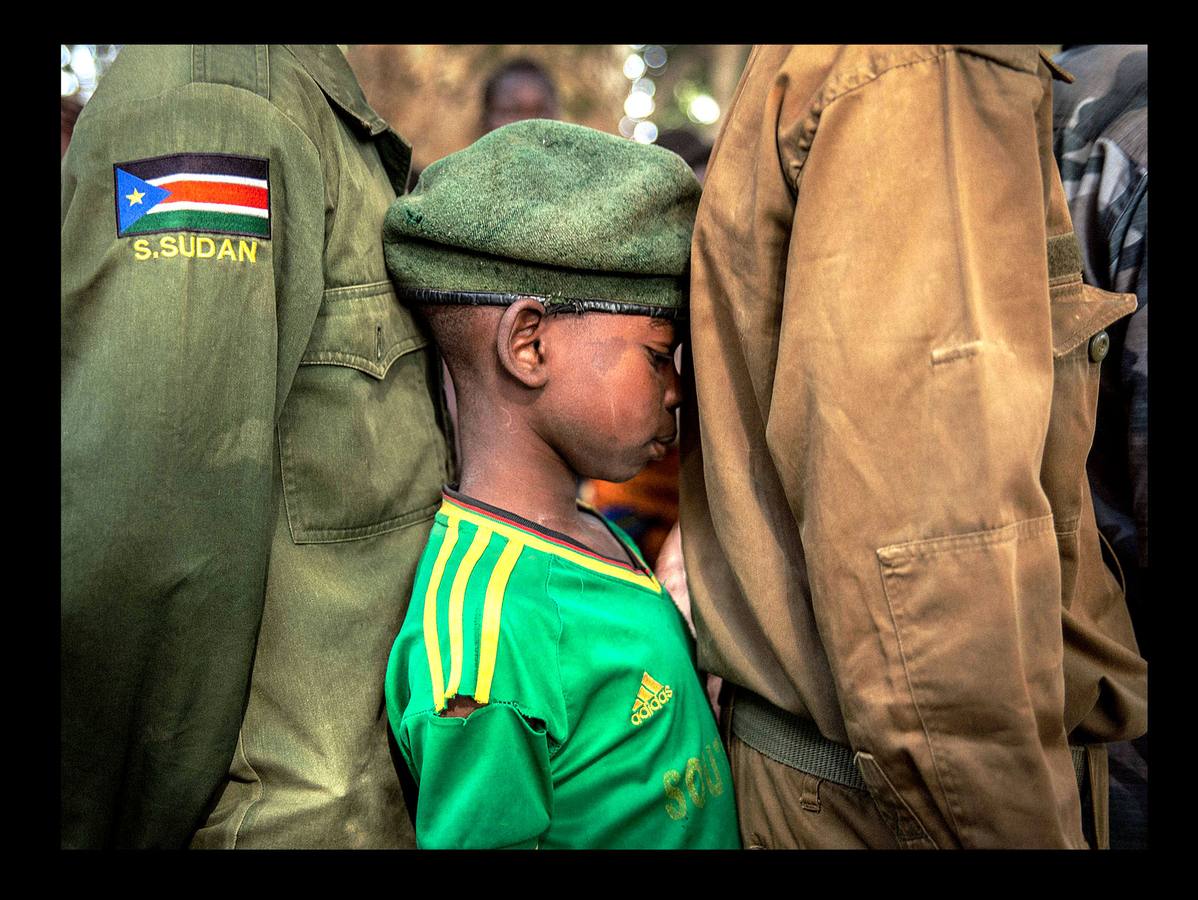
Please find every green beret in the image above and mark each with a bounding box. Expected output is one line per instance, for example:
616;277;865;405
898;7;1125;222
383;119;701;318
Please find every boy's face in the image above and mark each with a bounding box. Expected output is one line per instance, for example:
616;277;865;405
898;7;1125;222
540;313;681;483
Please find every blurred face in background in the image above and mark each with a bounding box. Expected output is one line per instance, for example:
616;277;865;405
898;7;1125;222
483;72;559;133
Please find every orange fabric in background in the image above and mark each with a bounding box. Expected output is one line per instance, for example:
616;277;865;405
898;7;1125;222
584;445;679;566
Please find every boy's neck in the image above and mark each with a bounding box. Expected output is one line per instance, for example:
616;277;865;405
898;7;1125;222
454;395;630;562
457;422;580;528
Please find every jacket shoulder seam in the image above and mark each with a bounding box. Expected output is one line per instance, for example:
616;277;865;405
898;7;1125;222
818;45;1037;116
82;79;322;165
191;44;270;98
792;47;1036;192
819;46;950;111
791;48;949;191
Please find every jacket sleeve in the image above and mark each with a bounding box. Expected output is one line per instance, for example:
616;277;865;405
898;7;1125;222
60;74;326;847
768;48;1085;847
402;705;554;849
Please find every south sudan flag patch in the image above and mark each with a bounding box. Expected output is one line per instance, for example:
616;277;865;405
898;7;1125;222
114;153;270;239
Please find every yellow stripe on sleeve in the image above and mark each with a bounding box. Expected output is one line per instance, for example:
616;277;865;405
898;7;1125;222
445;525;491;699
474;538;524;704
423;518;459;712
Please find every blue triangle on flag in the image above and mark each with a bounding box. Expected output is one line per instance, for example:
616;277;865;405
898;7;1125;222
115;168;173;234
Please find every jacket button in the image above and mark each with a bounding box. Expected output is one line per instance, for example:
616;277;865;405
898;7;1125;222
1089;331;1110;363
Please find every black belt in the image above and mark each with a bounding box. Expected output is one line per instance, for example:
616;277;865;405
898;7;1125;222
731;687;1087;792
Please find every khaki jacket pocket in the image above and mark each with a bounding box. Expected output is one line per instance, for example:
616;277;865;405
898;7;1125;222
279;281;448;543
1041;274;1135;537
873;516;1083;847
1047;277;1134;361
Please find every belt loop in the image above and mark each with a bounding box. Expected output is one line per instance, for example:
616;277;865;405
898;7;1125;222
1070;745;1086;788
1086;745;1110;850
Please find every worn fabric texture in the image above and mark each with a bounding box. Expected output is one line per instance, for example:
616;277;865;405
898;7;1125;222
383;118;701;316
679;44;1148;849
61;44;453;848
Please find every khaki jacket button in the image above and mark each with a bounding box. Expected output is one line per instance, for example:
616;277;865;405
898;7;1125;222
1089;330;1110;363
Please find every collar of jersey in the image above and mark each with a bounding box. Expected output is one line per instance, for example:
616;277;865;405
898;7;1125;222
439;490;662;593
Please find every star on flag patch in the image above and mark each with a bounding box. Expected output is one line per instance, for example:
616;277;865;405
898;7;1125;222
113;153;270;239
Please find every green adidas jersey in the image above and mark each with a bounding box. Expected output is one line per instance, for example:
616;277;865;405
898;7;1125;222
385;490;740;849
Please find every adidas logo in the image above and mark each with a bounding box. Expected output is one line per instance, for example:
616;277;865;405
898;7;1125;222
630;671;673;726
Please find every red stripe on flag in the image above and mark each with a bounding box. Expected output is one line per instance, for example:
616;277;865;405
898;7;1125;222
159;181;268;209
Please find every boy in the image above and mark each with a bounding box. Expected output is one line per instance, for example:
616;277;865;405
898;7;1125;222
381;119;739;849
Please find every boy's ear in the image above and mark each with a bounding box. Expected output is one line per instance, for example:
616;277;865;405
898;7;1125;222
497;297;549;389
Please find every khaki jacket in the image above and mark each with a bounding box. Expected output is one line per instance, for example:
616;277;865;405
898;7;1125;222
680;45;1147;848
62;45;452;847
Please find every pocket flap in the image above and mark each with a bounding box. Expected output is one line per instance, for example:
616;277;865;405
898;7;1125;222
302;281;429;378
1050;280;1136;359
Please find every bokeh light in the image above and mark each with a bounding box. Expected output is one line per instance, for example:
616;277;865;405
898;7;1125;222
631;77;656;97
633;121;659;144
643;46;667;69
71;45;96;81
624;91;654;119
62;45;122;102
687;94;720;125
623;54;646;80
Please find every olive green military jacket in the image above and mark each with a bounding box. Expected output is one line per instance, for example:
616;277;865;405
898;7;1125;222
61;45;452;848
680;45;1147;848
